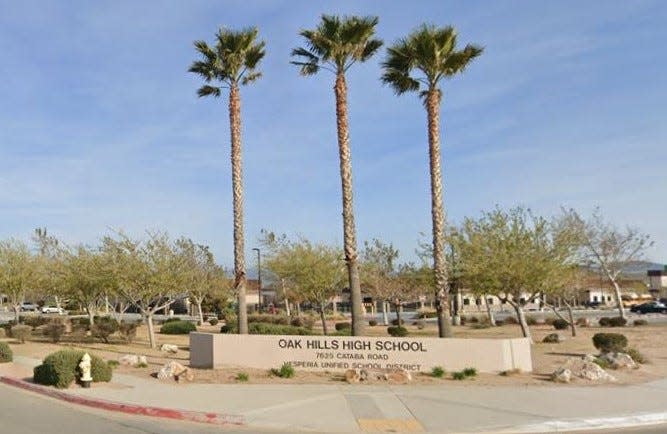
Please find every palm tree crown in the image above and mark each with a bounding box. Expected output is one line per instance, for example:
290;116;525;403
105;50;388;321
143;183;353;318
291;14;383;75
189;27;266;97
381;25;482;96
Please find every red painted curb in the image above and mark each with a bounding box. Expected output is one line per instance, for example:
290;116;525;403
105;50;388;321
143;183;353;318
0;376;245;426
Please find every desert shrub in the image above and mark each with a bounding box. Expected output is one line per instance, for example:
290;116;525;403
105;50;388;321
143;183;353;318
162;317;182;324
208;318;219;326
592;333;628;353
471;317;492;329
387;326;408;337
391;318;405;326
608;317;627;327
542;333;561;343
23;316;49;329
368;319;378;326
236;372;249;382
271;362;294;378
220;323;235;334
525;316;537;326
91;317;119;343
335;322;351;331
248;314;289;325
118;321;138;343
593;357;611;369
451;371;466;380
107;360;120;368
467;316;479;324
499;369;521;376
598;317;612;327
160;320;196;335
544;317;555;326
494;319;505;326
33;350;112;388
136;362;148;368
626;347;648;364
44;321;66;343
463;367;477;377
11;325;31;343
249;322;312;336
290;316;315;329
552;319;569;330
0;342;13;363
633;319;648;327
431;366;445;378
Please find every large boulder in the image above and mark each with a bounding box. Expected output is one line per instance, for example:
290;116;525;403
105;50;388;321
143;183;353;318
552;357;616;383
157;361;193;382
120;354;139;366
551;368;572;383
160;344;179;354
600;352;638;370
344;369;361;384
386;369;412;383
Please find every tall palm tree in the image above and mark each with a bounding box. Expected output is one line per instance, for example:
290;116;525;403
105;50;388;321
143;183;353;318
291;15;382;337
382;25;482;337
189;27;265;334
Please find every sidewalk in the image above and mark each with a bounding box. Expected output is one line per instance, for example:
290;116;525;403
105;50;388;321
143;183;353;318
4;355;667;433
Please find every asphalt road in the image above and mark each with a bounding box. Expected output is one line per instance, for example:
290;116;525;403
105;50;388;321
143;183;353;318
0;383;255;434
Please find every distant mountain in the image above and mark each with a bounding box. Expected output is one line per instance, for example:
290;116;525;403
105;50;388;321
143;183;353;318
621;261;666;278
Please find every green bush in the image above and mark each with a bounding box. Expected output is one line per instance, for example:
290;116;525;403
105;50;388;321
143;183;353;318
23;316;49;329
431;366;445;378
598;317;612;327
552;319;569;330
417;310;437;319
33;350;112;388
248;314;289;325
271;362;295;378
236;372;249;382
633;319;648;327
44;321;66;343
451;371;466;380
504;316;518;325
542;333;561;343
249;322;312;336
11;325;32;343
544;317;555;326
0;342;13;363
107;360;120;369
592;333;628;353
463;367;477;377
593;357;611;369
608;317;627;327
208;318;219;326
118;321;138;343
368;319;378;326
335;322;351;331
160;320;197;335
162;317;182;324
525;316;538;326
220;323;235;334
627;347;648;364
387;326;408;337
91;317;119;343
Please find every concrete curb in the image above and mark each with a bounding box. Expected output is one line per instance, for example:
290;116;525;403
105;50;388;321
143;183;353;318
0;376;245;427
494;412;667;433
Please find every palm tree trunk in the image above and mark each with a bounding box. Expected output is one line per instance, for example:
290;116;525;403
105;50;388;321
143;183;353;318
229;83;248;335
426;88;451;338
334;73;364;337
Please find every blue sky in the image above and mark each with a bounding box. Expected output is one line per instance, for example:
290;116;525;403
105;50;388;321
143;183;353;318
1;0;665;270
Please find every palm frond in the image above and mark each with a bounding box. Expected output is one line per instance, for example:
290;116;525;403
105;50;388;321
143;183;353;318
290;60;319;76
196;85;222;98
241;71;262;85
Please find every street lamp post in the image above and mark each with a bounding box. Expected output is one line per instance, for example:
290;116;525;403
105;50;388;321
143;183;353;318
252;248;262;311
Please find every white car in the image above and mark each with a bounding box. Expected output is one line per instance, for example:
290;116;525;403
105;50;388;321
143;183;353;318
41;306;65;315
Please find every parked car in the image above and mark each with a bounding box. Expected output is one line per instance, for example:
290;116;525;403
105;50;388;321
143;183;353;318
630;301;667;314
20;302;38;312
41;306;66;315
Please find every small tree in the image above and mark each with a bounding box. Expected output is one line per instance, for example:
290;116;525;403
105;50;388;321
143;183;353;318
62;245;112;327
262;233;345;335
455;207;577;340
0;239;37;323
560;208;653;320
360;239;399;325
102;232;188;348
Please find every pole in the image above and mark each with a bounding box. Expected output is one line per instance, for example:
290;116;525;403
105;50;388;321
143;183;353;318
253;248;262;311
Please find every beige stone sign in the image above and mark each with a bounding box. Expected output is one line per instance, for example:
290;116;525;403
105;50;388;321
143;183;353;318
190;333;532;373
